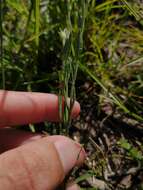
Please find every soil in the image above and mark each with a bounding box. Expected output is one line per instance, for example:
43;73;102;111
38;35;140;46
69;81;143;190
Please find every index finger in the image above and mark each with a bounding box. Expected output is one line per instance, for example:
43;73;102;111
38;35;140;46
0;90;80;127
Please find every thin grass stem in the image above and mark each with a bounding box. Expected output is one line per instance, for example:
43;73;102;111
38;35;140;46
0;0;5;89
59;0;89;135
120;0;141;21
35;0;40;47
79;63;143;122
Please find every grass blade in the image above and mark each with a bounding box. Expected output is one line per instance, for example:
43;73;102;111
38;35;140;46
0;0;5;89
79;63;143;122
35;0;40;47
120;0;141;21
59;0;89;134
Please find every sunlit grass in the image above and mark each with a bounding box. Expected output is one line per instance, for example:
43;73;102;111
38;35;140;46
0;0;5;89
34;0;40;47
1;0;143;188
58;0;89;134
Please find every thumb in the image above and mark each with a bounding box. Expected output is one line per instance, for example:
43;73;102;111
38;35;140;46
0;136;85;190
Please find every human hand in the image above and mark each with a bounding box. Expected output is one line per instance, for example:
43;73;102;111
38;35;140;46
0;91;86;190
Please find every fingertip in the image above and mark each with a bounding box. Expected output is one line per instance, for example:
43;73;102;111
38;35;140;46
71;100;80;118
0;91;80;126
66;183;81;190
0;132;85;190
66;98;80;118
52;136;86;175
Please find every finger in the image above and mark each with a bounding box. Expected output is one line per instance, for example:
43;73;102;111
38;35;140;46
0;136;86;190
0;129;86;165
0;128;86;169
0;128;42;153
0;90;80;127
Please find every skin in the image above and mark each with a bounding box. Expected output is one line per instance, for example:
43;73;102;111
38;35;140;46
0;90;86;190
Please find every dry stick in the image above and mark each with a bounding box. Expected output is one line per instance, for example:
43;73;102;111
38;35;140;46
89;137;106;162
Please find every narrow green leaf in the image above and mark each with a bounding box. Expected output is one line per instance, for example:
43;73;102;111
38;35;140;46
79;63;143;122
0;0;5;89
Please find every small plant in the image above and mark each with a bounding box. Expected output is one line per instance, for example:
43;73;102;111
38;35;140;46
58;0;90;135
1;1;143;189
118;138;143;164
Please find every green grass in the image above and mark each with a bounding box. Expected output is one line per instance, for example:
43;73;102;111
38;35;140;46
58;0;89;134
0;0;5;89
34;0;40;47
1;0;143;189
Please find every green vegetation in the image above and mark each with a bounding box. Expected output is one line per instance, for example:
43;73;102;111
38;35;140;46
0;0;143;189
119;138;143;163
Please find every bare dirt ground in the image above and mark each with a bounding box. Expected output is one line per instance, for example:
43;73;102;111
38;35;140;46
70;82;143;190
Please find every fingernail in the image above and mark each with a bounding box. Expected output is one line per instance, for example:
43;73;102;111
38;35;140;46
72;101;80;118
66;98;80;118
54;137;86;174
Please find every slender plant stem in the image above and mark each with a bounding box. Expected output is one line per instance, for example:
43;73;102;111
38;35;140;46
59;0;89;135
79;63;143;122
18;1;33;54
120;0;141;21
0;0;5;89
35;0;40;47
